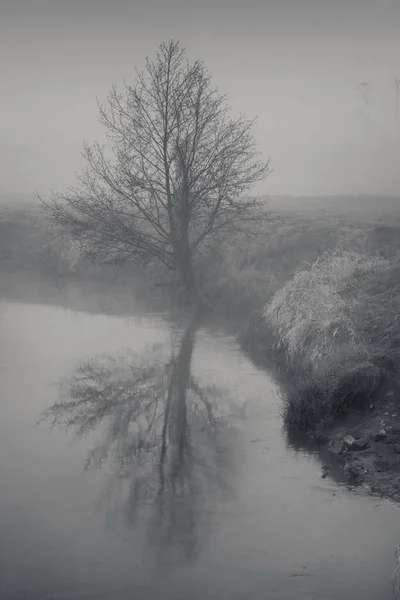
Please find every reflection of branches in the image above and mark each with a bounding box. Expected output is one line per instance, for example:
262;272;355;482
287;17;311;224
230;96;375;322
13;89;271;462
41;312;232;564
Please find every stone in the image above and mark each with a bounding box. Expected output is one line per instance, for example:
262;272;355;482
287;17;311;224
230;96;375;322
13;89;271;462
393;444;400;454
328;439;343;455
375;429;387;442
339;434;369;452
344;461;364;480
353;436;369;450
342;435;357;450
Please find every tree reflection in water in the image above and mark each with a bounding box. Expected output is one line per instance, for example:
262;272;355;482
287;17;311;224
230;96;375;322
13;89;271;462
42;309;235;564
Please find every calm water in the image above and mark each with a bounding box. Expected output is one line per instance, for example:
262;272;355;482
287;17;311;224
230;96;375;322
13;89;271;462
1;280;400;599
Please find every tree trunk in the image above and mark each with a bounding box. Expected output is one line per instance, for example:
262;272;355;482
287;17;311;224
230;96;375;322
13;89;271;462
174;234;196;299
158;307;200;494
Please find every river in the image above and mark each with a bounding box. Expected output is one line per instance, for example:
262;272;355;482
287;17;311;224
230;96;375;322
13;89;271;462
0;278;399;599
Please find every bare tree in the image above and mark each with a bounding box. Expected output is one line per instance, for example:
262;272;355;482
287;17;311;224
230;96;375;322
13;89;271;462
39;40;270;297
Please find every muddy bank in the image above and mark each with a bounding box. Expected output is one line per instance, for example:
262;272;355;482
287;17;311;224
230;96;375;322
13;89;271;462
311;385;400;503
238;316;400;505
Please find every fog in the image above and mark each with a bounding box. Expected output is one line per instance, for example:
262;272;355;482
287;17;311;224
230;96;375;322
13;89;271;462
1;0;400;197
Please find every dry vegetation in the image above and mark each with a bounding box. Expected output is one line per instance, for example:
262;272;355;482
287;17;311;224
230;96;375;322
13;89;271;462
265;250;400;428
203;199;400;431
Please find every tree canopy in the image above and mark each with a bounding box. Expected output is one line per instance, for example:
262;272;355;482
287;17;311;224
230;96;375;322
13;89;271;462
41;40;270;296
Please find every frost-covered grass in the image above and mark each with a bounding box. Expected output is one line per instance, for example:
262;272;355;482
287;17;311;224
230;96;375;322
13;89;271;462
264;250;400;428
198;200;400;430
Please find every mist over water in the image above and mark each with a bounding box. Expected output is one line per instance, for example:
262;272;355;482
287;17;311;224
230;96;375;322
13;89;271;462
1;282;400;599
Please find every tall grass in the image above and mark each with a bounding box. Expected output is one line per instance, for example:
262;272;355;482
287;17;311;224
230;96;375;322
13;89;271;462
264;249;400;428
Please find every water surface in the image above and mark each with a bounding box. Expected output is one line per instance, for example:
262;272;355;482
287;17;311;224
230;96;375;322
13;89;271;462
0;280;399;599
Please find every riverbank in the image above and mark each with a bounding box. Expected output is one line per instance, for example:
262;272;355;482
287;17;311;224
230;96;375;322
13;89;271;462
2;196;400;502
236;318;400;502
3;285;400;600
321;387;400;502
196;198;400;502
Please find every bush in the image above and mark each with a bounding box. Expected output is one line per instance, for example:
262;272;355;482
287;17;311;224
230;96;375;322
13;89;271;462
264;249;400;428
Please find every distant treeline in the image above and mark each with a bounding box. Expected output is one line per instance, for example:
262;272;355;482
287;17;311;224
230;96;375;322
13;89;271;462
0;206;80;276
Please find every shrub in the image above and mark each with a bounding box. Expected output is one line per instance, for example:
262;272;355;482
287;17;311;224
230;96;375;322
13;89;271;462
264;249;400;428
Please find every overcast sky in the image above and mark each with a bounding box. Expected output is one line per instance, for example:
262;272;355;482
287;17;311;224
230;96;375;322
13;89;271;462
1;0;400;197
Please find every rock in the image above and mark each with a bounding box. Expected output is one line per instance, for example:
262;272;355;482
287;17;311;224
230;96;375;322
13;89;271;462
339;434;369;452
393;444;400;454
342;435;357;451
385;390;395;397
344;461;364;480
353;436;369;450
375;429;387;442
321;472;328;479
328;439;343;455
